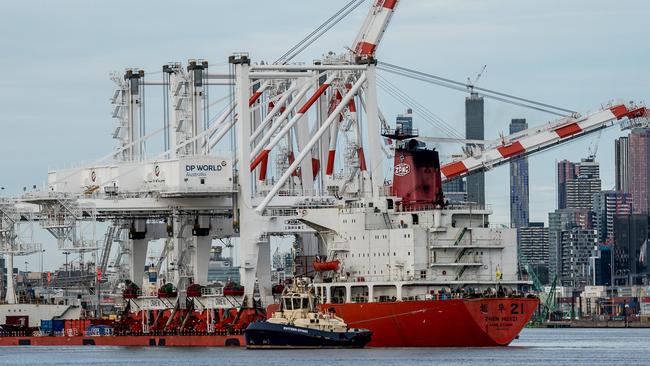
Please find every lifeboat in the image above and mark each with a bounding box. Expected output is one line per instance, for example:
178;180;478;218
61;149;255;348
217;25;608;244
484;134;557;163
157;283;178;298
186;283;203;298
122;280;140;299
223;282;244;297
313;259;340;272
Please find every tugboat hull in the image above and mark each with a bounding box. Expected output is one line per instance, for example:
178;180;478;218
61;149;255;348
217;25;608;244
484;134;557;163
244;322;372;349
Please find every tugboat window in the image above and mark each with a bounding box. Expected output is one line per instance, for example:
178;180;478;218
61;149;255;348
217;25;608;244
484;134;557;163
293;298;302;309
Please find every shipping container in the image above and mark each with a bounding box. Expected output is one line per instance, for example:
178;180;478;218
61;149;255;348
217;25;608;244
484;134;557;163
40;320;53;334
52;319;65;333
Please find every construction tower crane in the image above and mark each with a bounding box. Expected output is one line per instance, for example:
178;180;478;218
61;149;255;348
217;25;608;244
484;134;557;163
466;65;487;96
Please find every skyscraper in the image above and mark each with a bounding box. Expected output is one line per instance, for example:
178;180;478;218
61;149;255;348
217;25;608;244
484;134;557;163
591;245;612;286
592;191;632;245
509;119;529;228
465;94;484;206
548;208;593;282
395;108;413;132
558;157;601;209
557;160;578;209
613;214;649;286
442;179;467;203
559;227;597;289
518;222;549;284
615;136;630;192
629;128;650;214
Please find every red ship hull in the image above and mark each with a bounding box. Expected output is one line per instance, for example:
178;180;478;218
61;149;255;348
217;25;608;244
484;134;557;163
0;334;245;347
321;297;538;347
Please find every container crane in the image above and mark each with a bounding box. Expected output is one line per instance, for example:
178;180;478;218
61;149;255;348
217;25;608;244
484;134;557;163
440;103;648;182
352;0;400;59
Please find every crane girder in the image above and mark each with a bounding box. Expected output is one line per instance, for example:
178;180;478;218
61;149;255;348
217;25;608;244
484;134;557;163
440;103;648;182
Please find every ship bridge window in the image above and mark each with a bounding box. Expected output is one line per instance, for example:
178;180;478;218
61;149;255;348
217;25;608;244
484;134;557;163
412;214;419;225
291;298;309;310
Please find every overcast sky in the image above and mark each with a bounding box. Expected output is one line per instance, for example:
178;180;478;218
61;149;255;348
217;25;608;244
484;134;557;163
1;0;648;270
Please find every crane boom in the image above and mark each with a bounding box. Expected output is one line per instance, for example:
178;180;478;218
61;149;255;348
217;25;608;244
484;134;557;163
440;103;648;182
352;0;399;58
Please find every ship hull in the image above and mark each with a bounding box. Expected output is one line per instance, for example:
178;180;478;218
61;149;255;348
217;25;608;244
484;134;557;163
0;334;245;347
244;321;372;349
320;297;538;347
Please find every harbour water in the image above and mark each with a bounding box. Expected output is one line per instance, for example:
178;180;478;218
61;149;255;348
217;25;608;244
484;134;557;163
0;328;648;365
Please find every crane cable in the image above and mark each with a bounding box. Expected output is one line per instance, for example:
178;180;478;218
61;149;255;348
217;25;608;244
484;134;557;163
377;79;463;139
378;61;577;117
275;0;368;64
377;74;465;139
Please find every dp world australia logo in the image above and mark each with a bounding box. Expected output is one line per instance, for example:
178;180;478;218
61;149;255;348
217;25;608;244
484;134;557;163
154;165;160;177
90;170;97;182
394;155;411;177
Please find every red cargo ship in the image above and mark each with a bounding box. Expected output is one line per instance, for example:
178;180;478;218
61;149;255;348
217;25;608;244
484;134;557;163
322;297;538;347
299;128;538;347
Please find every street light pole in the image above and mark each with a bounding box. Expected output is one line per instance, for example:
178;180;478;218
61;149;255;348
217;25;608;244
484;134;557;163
40;249;45;287
63;251;70;276
62;251;70;298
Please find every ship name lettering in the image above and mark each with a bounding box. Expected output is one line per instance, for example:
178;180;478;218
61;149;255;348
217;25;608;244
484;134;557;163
283;326;308;334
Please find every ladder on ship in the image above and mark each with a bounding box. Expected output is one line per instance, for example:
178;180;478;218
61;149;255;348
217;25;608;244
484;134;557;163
454;247;470;281
453;227;468;246
453;227;472;280
382;212;392;229
98;225;117;275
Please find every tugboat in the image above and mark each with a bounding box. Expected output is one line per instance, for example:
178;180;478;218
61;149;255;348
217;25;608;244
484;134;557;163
244;278;372;349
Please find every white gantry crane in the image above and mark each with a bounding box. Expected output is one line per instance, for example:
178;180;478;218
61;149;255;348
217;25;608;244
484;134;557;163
0;199;41;304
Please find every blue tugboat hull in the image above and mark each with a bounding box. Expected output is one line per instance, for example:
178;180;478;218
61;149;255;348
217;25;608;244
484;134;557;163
244;322;372;349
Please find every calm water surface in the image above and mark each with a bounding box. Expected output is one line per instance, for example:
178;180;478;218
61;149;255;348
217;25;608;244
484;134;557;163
0;328;648;365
